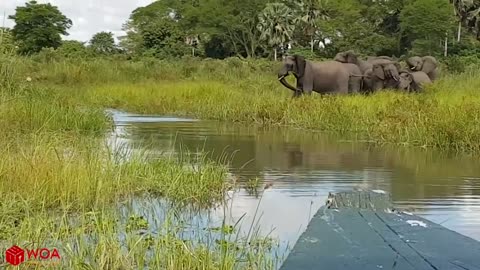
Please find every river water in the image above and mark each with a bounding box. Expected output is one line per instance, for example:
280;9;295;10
106;109;480;261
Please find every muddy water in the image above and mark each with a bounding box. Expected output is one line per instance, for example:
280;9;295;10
106;109;480;260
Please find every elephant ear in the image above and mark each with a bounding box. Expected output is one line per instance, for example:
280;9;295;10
373;64;385;80
421;56;437;74
386;63;400;81
294;55;306;78
334;52;346;62
346;51;358;64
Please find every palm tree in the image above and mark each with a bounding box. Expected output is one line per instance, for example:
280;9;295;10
450;0;480;41
293;0;330;52
257;3;296;61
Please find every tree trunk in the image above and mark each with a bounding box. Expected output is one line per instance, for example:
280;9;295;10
274;47;277;61
444;35;448;57
311;37;314;52
457;21;462;42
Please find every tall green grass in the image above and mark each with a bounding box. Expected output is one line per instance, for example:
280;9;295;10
0;134;278;269
87;71;480;153
0;55;279;269
8;54;475;153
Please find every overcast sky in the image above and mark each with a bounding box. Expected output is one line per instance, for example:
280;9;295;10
0;0;154;43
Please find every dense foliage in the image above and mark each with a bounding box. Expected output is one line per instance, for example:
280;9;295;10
89;31;118;55
3;0;480;61
8;0;72;54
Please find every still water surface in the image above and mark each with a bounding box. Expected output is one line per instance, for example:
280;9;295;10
106;109;480;260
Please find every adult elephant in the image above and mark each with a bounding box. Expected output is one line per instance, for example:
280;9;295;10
334;50;398;92
368;61;401;91
398;70;432;92
334;50;372;74
277;55;352;97
406;56;438;81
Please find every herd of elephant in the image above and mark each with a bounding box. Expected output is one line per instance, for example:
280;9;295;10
277;50;438;97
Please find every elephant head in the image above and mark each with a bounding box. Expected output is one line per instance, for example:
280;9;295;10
372;62;400;82
334;50;358;64
398;70;432;92
398;72;414;91
406;56;423;71
370;61;400;90
407;56;437;74
278;55;306;93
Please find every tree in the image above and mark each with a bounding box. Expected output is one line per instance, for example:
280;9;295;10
184;0;270;58
121;0;270;58
89;32;117;55
57;40;92;58
400;0;455;56
141;18;189;58
120;1;188;57
285;0;330;52
8;0;72;54
450;0;480;41
317;0;398;57
257;3;296;61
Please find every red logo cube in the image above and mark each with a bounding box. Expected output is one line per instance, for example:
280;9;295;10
6;245;25;266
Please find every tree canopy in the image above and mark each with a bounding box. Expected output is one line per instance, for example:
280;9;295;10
89;32;117;55
116;0;466;59
5;0;480;60
8;0;72;54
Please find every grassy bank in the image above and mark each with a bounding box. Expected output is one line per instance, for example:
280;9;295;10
87;72;480;153
0;56;279;269
10;55;477;153
0;134;276;269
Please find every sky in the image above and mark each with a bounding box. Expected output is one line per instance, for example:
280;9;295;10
0;0;154;43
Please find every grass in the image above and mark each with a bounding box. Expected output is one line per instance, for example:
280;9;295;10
86;71;480;153
0;122;279;269
15;55;475;153
1;52;480;268
0;55;280;269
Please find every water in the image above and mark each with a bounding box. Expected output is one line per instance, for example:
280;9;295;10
106;109;480;259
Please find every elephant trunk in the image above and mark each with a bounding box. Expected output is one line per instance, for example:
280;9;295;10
278;76;301;93
278;66;289;79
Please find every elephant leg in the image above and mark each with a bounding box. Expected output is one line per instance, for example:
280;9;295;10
372;80;384;92
349;77;361;94
337;78;349;94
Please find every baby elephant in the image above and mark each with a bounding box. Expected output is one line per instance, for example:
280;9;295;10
398;71;432;92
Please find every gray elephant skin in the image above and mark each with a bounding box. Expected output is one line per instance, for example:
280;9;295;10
398;70;432;92
406;56;438;81
369;61;401;91
277;55;361;97
334;50;400;92
341;63;362;94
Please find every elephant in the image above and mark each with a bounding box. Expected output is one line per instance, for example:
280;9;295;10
406;56;438;81
398;70;432;92
334;50;372;74
367;55;395;61
333;50;399;92
334;50;393;73
368;61;401;91
341;63;363;94
277;55;353;97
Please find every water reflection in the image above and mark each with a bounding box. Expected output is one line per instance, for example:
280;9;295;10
106;109;480;251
